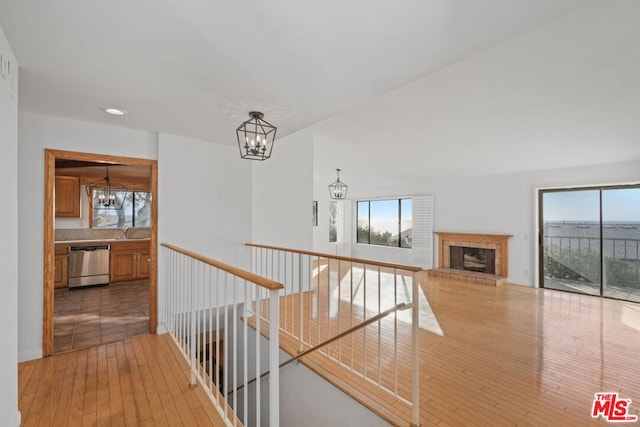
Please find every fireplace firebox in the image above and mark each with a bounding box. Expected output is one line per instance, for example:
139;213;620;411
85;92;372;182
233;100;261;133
431;232;512;286
450;246;496;274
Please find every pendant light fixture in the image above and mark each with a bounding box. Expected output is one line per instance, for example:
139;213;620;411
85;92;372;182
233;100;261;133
85;165;128;209
236;111;277;160
328;169;348;199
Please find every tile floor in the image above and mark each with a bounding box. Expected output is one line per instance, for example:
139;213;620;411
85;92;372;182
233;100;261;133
53;280;150;354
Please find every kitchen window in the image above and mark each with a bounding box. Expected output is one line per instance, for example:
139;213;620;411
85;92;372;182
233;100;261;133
357;198;412;248
91;190;152;228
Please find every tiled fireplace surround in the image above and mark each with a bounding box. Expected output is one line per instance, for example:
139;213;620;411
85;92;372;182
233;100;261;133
428;232;512;286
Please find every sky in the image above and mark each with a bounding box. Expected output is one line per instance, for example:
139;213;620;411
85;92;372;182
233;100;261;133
357;199;412;233
543;188;640;222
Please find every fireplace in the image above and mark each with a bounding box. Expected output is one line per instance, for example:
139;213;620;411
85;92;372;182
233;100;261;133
450;246;496;274
430;232;512;286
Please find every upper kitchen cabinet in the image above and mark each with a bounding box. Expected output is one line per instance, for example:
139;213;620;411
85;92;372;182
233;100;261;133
55;175;81;218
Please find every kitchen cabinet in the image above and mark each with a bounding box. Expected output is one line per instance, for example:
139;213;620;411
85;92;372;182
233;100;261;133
110;241;150;283
137;249;151;278
54;254;68;288
55;240;150;284
55;176;81;218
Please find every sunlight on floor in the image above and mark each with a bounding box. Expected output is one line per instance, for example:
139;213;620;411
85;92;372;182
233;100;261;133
312;264;328;277
328;266;443;336
622;304;640;332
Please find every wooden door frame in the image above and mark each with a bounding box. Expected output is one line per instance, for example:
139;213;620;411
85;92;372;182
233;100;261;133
44;149;158;357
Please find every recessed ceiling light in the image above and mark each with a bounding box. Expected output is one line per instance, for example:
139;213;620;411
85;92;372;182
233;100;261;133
102;107;128;116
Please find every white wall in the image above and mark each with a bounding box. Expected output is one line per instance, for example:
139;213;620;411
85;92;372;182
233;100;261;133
251;131;314;250
17;112;158;361
311;178;338;255
158;133;252;268
316;160;640;286
0;24;20;426
428;160;640;286
352;242;414;266
310;3;640;189
240;318;387;427
279;353;387;427
312;166;418;266
435;161;640;286
19;116;255;360
305;2;640;284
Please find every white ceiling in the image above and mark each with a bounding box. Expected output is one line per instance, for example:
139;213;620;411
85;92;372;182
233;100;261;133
0;0;597;145
310;0;640;189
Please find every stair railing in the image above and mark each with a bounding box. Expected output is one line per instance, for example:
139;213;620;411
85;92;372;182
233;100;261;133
161;243;283;427
230;302;410;396
247;243;421;426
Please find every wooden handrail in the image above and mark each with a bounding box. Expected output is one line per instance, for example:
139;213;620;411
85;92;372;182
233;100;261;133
161;243;283;291
246;243;422;272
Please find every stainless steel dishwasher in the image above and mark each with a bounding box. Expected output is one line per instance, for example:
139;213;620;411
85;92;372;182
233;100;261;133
68;244;110;288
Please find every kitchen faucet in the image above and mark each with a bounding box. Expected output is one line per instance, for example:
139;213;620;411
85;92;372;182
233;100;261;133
121;225;130;239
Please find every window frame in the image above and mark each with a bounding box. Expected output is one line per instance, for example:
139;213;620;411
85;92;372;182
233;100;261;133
538;183;640;303
329;201;338;243
356;197;412;248
89;188;152;229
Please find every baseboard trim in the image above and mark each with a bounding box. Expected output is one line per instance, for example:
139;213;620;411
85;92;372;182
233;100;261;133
18;349;42;362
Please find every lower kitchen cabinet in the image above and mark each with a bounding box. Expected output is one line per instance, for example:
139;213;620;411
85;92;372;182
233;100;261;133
55;240;150;285
54;254;68;288
110;242;150;283
137;250;151;277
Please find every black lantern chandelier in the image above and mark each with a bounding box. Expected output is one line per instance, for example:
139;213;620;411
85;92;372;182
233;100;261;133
85;165;128;209
236;111;277;160
328;169;348;199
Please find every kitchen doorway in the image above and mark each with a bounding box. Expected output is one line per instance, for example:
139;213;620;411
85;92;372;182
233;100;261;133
43;149;158;356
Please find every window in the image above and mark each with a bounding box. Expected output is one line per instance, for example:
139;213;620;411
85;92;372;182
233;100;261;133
91;190;152;228
329;201;337;243
357;198;412;248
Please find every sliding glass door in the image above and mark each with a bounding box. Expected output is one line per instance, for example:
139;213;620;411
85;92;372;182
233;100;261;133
602;188;640;302
540;189;601;296
539;186;640;303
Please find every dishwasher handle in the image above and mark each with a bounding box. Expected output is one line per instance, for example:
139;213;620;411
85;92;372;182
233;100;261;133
69;245;110;252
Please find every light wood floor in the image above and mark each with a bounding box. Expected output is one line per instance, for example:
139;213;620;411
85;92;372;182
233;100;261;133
18;333;226;426
22;272;640;426
270;270;640;426
414;275;640;426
